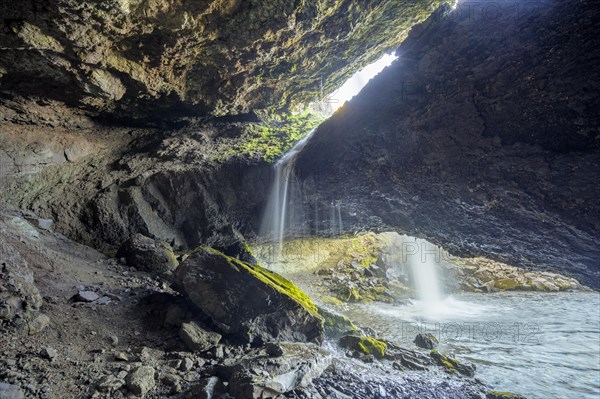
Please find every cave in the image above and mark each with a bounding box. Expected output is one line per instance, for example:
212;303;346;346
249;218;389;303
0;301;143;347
0;0;598;398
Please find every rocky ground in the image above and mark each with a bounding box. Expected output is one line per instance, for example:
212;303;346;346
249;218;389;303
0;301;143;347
1;207;525;399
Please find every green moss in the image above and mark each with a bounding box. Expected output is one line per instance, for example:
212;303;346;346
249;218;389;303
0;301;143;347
214;110;326;162
203;247;321;319
321;296;344;306
495;278;520;290
430;349;459;373
340;335;387;359
359;336;387;359
486;391;527;399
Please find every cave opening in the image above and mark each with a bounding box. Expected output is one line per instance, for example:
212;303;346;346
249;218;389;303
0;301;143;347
0;0;598;398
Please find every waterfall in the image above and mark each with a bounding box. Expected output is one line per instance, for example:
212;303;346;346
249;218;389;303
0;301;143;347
259;130;316;257
404;237;444;305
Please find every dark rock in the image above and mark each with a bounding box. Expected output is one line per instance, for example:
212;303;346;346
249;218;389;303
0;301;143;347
264;342;284;358
116;234;178;275
179;322;222;353
174;247;323;344
414;333;439;349
384;342;432;371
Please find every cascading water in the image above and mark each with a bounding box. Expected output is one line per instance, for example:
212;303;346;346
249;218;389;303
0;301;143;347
259;129;316;257
405;238;444;305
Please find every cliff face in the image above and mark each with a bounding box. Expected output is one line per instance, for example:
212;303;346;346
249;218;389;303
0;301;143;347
0;0;444;123
295;0;600;287
1;0;598;288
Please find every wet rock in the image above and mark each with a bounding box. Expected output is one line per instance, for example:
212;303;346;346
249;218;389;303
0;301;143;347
127;366;156;397
174;247;323;344
226;343;332;399
339;335;387;360
117;234;178;275
430;350;475;377
319;308;359;339
179;322;222;353
486;391;528;399
414;333;438;349
0;383;25;399
28;314;50;335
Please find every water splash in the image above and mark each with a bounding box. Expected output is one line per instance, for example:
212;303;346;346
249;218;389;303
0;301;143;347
406;237;444;305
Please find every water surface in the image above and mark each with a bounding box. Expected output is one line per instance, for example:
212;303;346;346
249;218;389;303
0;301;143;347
345;292;600;399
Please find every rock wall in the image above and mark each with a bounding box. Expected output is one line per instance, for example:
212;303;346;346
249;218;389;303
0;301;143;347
294;0;600;288
0;0;446;124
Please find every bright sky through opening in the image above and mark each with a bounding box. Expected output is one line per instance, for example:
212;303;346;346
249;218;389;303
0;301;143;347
328;53;397;112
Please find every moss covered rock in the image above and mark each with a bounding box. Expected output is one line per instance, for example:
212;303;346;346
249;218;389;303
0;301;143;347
174;247;323;344
430;350;475;377
486;391;527;399
319;307;359;339
339;335;387;359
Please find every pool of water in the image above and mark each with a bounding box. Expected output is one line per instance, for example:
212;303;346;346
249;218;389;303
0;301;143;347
344;292;600;399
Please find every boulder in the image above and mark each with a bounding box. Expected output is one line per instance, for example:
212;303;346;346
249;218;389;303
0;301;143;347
174;247;323;344
117;234;178;274
225;343;332;399
413;333;438;349
179;321;222;352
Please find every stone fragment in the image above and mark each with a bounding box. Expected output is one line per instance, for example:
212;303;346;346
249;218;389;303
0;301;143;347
179;322;222;352
127;366;156;396
28;314;50;335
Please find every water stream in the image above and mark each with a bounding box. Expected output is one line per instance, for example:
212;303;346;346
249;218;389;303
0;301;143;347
259;129;316;254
